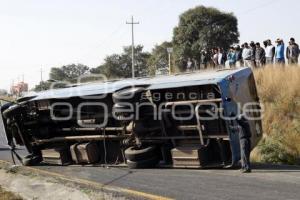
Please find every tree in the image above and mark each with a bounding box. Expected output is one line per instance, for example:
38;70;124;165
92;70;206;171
50;63;90;83
173;6;239;70
91;45;151;79
0;89;7;96
147;41;173;75
33;81;51;92
91;54;129;79
33;64;89;92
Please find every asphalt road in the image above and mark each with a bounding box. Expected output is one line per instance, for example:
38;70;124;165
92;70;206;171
0;147;299;200
0;120;300;200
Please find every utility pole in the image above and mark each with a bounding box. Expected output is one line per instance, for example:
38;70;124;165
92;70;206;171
40;67;44;83
39;67;45;91
126;16;139;78
11;79;14;94
167;48;173;75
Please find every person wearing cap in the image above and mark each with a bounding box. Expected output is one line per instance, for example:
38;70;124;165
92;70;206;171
286;38;299;64
265;39;275;65
255;42;266;67
275;39;285;65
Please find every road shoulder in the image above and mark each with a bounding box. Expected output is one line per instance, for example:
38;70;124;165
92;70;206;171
0;160;172;200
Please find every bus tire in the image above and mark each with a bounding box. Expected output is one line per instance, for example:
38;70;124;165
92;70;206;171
22;155;42;166
125;146;158;161
126;156;159;169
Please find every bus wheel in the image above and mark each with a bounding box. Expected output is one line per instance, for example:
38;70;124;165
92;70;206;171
22;155;42;166
125;145;158;161
127;156;159;169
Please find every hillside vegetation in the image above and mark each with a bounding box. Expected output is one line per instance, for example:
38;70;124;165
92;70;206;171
0;96;14;106
253;66;300;165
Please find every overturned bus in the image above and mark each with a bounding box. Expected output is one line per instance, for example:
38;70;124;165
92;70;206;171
0;67;262;168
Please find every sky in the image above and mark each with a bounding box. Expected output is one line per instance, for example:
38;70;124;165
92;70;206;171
0;0;299;90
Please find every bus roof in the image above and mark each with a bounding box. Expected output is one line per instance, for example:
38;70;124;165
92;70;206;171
20;67;252;101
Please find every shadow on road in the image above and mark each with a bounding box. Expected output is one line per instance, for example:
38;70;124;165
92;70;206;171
251;163;300;173
0;147;25;151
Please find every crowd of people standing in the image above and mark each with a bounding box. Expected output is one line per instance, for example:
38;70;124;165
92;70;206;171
188;37;300;70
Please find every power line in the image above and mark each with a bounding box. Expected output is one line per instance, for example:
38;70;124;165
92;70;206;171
126;16;139;78
239;0;280;16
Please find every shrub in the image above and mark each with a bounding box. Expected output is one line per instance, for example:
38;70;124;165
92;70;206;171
253;65;300;165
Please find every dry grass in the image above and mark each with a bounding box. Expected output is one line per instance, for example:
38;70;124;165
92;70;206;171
0;186;23;200
0;96;14;104
252;65;300;164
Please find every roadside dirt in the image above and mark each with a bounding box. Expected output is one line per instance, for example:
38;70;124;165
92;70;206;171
0;166;128;200
0;185;23;200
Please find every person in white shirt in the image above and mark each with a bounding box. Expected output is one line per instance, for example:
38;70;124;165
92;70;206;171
211;48;219;68
186;58;193;72
242;43;254;67
217;48;225;67
264;39;275;65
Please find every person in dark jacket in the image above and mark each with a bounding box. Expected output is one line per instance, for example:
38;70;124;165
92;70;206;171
250;41;257;67
286;38;299;64
235;45;243;67
217;47;226;67
236;115;252;173
255;42;266;67
200;50;208;69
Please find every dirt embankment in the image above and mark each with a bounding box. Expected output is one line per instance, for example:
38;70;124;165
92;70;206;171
0;185;23;200
252;66;300;165
0;163;129;200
